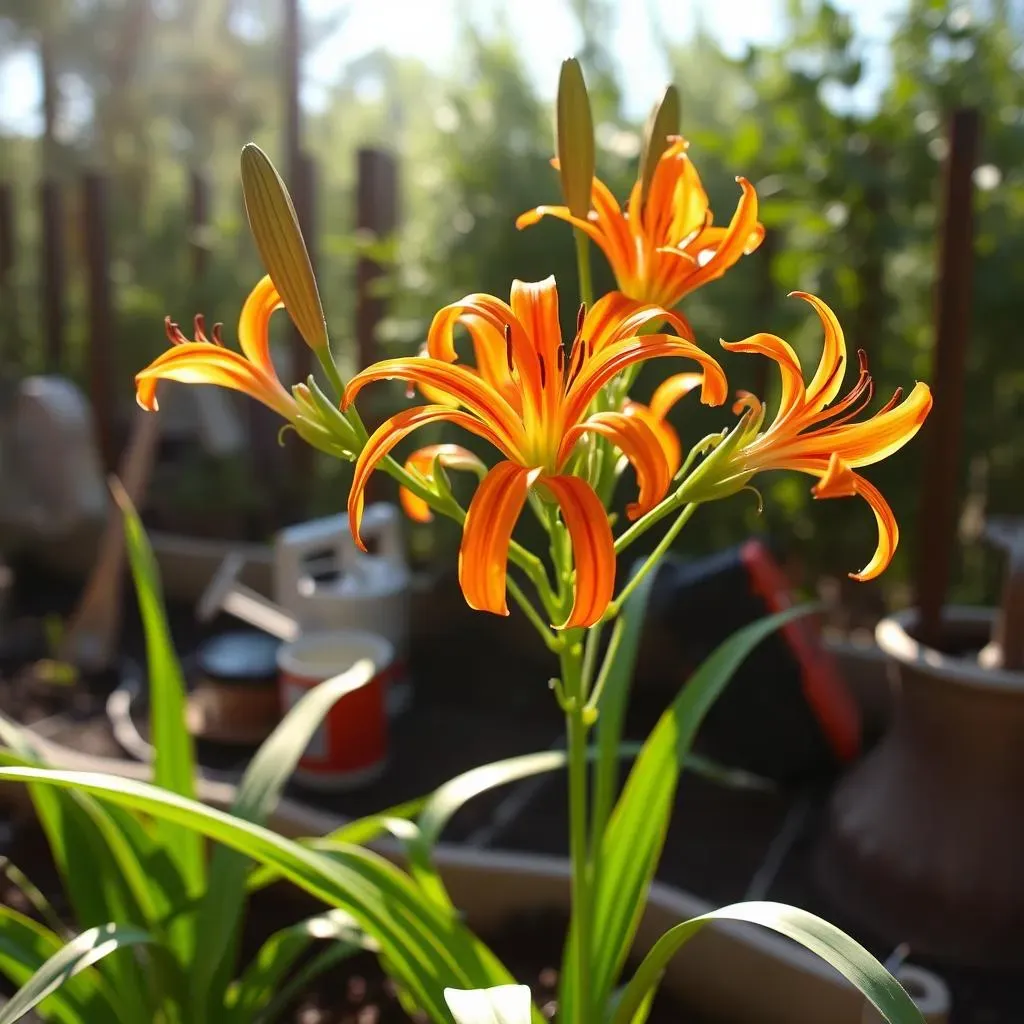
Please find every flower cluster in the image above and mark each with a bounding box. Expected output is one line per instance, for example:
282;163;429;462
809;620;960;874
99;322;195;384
136;76;931;632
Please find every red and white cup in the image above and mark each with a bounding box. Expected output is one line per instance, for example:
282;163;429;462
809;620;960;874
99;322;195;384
277;630;393;790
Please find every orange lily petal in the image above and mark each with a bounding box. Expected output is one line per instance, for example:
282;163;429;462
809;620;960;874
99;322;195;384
664;177;762;296
135;343;295;420
720;332;806;426
510;276;562;397
623;400;682;477
427;292;543;412
564;410;672;519
538;474;616;629
810;455;898;581
566;336;727;426
590;176;634;273
343;357;525;457
648;372;705;421
514;204;607;250
643;138;691;240
584;293;695;350
400;444;485;523
237;274;284;378
457;461;533;617
794;292;847;415
816;382;933;467
348;405;511;551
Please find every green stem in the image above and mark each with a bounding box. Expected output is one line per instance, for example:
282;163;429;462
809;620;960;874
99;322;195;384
507;577;560;652
612;492;683;555
604;503;699;619
580;621;604;698
573;228;593;309
562;639;591;1024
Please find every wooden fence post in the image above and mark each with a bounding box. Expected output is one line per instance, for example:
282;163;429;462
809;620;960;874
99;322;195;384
39;179;66;372
82;171;117;471
915;108;980;644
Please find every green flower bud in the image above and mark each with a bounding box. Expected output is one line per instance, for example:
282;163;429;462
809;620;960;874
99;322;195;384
556;58;595;219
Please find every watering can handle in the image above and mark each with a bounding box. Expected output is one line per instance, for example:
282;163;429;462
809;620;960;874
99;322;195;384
360;503;405;568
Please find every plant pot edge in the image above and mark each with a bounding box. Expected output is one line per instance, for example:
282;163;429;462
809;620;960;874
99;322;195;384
9;730;949;1024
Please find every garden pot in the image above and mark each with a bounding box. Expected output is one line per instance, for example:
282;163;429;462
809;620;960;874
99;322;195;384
818;605;1024;966
0;728;949;1024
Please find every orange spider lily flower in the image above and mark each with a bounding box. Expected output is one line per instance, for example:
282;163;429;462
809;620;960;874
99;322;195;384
688;293;933;581
342;277;728;628
621;371;706;478
135;274;297;422
516;138;764;309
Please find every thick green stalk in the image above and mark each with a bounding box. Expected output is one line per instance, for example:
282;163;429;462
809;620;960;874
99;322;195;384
574;228;594;309
561;638;591;1024
604;503;699;619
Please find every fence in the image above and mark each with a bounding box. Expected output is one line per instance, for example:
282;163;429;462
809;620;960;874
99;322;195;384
0;147;398;515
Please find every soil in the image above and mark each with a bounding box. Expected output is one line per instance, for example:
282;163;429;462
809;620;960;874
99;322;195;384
0;560;1022;1022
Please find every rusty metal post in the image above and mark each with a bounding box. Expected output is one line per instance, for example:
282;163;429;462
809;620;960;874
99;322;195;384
355;147;398;372
39;179;66;371
82;171;117;471
188;167;210;284
915;108;980;644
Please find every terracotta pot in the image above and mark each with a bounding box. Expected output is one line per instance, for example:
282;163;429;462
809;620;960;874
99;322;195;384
818;605;1024;965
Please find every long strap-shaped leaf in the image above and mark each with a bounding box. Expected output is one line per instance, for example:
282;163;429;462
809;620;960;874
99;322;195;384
0;918;154;1024
611;901;925;1024
193;657;378;1020
226;909;364;1023
0;907;112;1024
585;605;814;1019
0;768;530;1024
118;489;204;971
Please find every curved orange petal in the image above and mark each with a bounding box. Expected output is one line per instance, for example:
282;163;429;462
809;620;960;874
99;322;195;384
794;292;847;414
343;357;525;457
510;276;562;388
668;149;712;243
809;455;898;582
348;405;510;551
667;177;761;297
464;315;519;406
643;137;690;240
427;292;543;413
566;336;727;427
457;461;533;617
648;371;704;421
583;293;695;351
563;410;672;519
623;400;682;477
237;274;285;378
515;204;608;249
590;176;634;275
538;474;616;629
720;332;806;427
135;343;295;420
400;444;485;523
817;382;933;467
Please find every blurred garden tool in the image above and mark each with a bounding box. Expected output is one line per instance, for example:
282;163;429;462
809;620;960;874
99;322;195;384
646;539;860;782
197;551;300;642
57;407;162;673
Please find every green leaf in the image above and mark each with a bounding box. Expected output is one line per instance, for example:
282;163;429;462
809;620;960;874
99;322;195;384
0;922;156;1024
611;902;925;1024
227;909;364;1022
253;935;362;1024
194;658;378;1019
590;565;657;851
0;768;530;1024
0;735;155;1022
240;143;328;352
586;606;815;1017
444;985;533;1024
115;484;204;969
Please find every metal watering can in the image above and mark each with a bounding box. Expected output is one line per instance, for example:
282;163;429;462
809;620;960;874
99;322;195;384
273;504;412;707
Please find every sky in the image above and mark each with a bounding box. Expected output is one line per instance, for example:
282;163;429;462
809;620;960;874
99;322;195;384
0;0;907;134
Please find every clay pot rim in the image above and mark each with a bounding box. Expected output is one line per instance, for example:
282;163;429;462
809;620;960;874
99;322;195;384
876;605;1024;692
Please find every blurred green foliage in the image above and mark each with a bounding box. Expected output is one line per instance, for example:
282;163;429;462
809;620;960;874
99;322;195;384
0;0;1020;604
